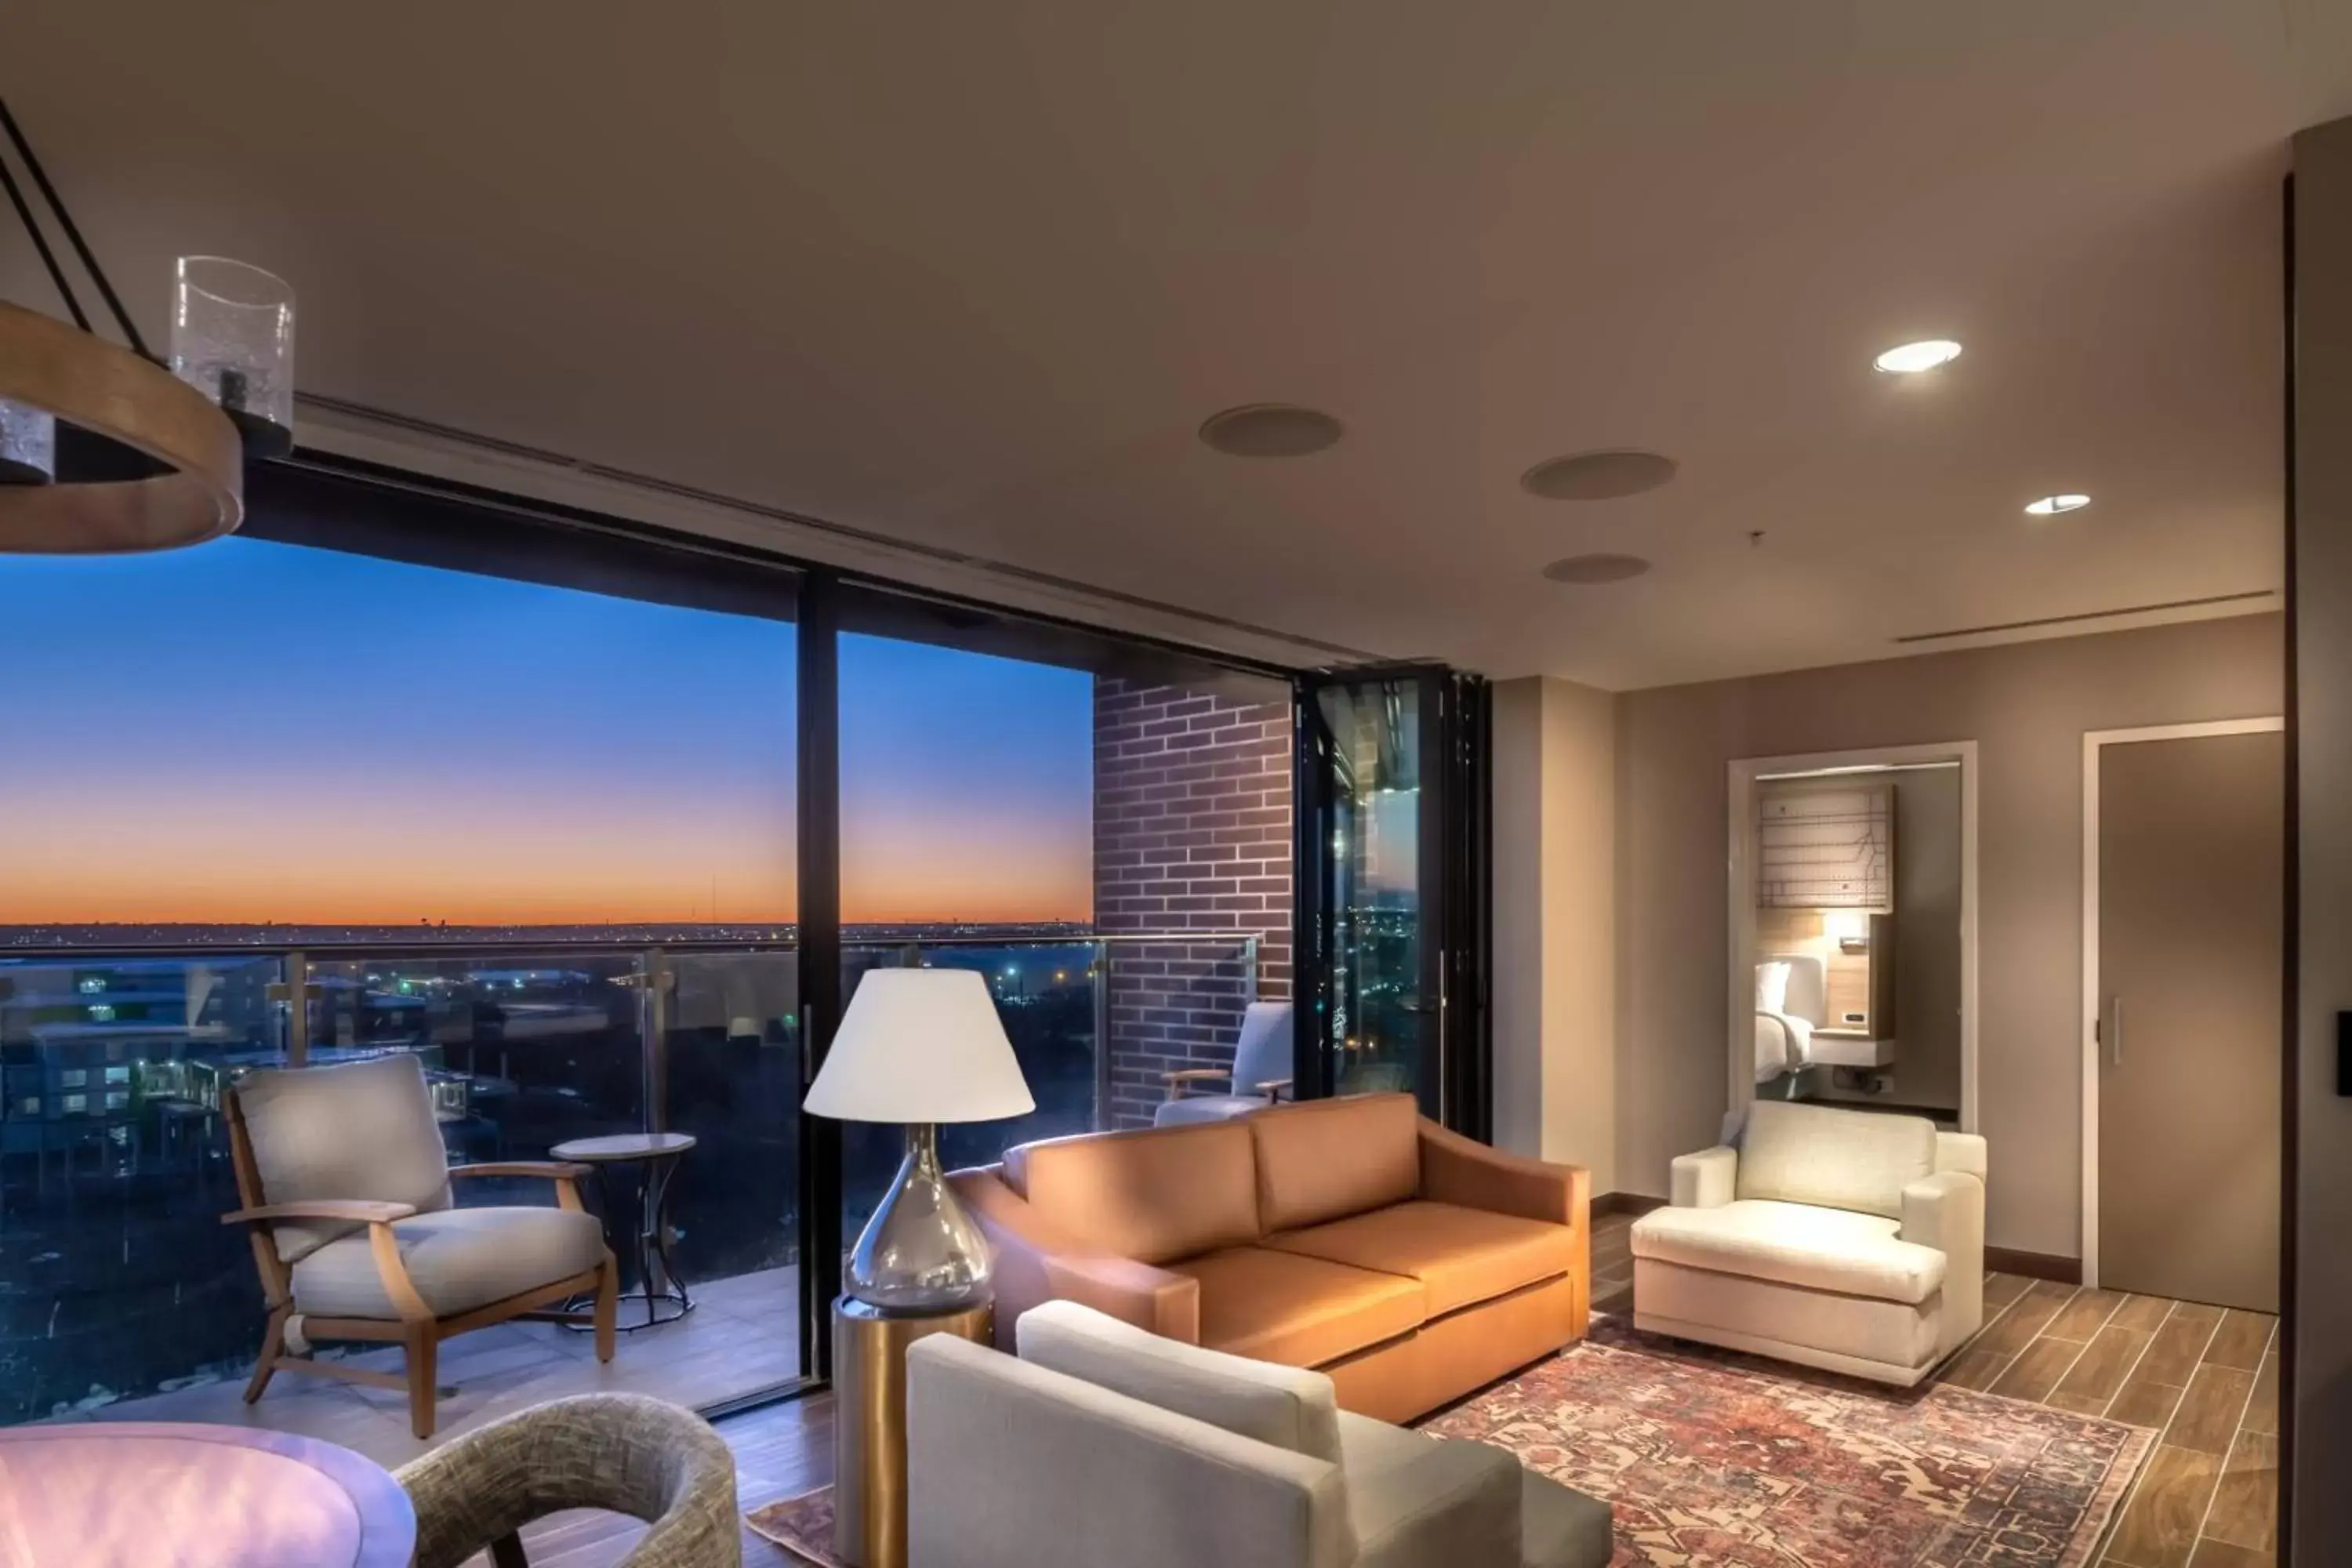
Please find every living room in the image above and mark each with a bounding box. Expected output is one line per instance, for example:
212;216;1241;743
2;6;2349;1568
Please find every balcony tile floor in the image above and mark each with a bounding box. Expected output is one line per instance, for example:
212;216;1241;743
62;1265;804;1475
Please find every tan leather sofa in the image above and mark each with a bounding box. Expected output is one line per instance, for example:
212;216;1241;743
948;1093;1591;1424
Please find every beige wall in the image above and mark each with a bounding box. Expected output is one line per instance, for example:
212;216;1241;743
1616;612;2283;1258
2292;112;2352;1561
1490;676;1617;1190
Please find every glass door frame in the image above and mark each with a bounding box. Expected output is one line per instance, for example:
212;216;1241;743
1293;662;1492;1139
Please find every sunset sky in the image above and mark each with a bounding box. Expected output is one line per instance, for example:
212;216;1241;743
0;537;1093;925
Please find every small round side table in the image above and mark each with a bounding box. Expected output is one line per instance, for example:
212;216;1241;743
550;1131;699;1330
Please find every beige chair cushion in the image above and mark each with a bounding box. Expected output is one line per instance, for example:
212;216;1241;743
290;1206;605;1320
1735;1100;1936;1219
1262;1200;1576;1318
1631;1199;1947;1305
1247;1094;1421;1233
1170;1247;1425;1367
1004;1120;1261;1266
1017;1299;1345;1465
235;1054;455;1264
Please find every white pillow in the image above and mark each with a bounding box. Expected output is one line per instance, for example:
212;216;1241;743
1755;960;1793;1015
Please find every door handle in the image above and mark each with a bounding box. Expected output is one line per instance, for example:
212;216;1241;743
2110;996;2122;1068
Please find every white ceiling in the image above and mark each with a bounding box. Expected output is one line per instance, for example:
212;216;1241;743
9;2;2350;687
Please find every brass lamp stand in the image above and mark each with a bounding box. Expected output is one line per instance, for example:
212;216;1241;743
831;1295;993;1568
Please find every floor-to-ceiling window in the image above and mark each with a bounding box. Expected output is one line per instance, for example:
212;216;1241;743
0;457;1308;1447
0;466;805;1436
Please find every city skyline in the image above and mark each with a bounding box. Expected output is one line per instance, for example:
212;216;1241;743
0;535;1094;926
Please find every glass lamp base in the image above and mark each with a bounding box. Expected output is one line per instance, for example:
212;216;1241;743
845;1123;993;1313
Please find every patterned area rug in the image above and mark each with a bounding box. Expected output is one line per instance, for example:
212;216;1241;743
746;1487;836;1565
1423;1319;2154;1567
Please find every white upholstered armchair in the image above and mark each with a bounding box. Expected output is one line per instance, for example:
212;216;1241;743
1630;1099;1985;1385
906;1301;1614;1568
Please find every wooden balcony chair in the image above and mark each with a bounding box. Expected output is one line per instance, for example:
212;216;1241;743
222;1052;618;1439
1152;1000;1294;1127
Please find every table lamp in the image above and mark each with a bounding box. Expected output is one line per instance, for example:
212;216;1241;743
804;968;1034;1312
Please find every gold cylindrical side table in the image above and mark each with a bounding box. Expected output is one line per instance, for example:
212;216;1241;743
832;1294;994;1568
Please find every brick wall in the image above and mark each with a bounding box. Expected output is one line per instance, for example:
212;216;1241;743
1094;676;1294;1130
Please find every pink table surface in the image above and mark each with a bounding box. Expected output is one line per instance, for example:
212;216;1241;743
0;1422;415;1568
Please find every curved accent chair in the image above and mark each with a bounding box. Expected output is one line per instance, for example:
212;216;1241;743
396;1392;741;1568
221;1053;619;1438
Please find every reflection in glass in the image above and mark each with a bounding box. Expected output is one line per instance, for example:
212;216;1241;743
1317;679;1430;1111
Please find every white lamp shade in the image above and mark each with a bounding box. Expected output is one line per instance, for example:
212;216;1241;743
804;967;1036;1124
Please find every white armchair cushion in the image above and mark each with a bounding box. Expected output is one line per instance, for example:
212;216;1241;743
1631;1200;1946;1305
1734;1100;1936;1219
1934;1131;1988;1181
235;1054;456;1264
1018;1298;1343;1465
290;1206;605;1319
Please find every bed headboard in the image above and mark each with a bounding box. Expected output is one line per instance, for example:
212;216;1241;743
1758;952;1828;1025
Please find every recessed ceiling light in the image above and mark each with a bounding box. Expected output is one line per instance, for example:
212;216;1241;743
1521;449;1678;500
1198;404;1344;458
2024;493;2091;516
1542;553;1651;584
1873;339;1963;374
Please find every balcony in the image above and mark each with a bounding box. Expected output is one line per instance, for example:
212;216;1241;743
0;931;1261;1468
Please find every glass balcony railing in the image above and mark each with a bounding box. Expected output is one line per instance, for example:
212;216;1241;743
0;931;1259;1425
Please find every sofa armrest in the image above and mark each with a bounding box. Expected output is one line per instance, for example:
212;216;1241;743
949;1167;1201;1350
1670;1146;1738;1209
1417;1121;1588;1228
1348;1429;1523;1568
1901;1171;1985;1356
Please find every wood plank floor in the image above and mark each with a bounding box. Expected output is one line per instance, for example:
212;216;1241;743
1601;1210;2280;1567
500;1212;2281;1566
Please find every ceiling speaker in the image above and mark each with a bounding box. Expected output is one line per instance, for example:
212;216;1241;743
1521;449;1678;500
1199;405;1344;458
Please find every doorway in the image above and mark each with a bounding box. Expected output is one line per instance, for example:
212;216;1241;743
2083;720;2284;1311
1726;743;1980;1130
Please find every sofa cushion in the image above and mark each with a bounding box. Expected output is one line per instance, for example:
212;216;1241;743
1004;1120;1261;1266
235;1054;456;1265
1262;1200;1576;1318
1736;1099;1937;1219
1630;1199;1947;1305
289;1205;606;1319
1016;1299;1344;1465
1247;1094;1422;1233
1168;1246;1425;1367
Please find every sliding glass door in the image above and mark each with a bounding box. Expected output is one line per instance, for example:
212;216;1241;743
1296;665;1490;1137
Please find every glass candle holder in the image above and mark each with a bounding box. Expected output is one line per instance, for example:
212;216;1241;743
171;256;295;457
0;398;56;486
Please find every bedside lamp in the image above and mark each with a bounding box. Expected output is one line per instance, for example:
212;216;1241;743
804;968;1034;1312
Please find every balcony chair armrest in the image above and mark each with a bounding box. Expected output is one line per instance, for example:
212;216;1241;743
947;1167;1202;1348
221;1200;419;1227
1254;1077;1295;1102
448;1160;593;1213
448;1161;594;1181
1670;1145;1739;1209
1161;1067;1232;1100
1417;1120;1588;1229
